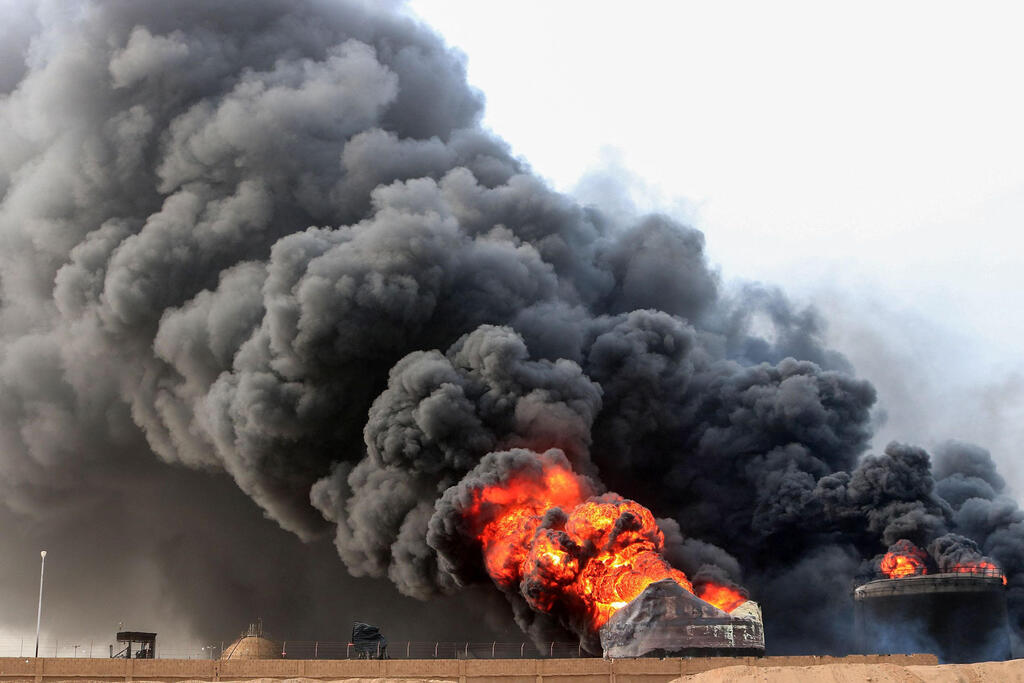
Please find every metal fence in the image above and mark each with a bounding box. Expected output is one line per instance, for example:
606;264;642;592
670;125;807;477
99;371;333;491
277;641;593;659
0;638;593;660
0;639;209;659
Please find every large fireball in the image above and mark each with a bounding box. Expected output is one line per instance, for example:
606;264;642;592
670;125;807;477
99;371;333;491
880;540;929;579
465;456;746;631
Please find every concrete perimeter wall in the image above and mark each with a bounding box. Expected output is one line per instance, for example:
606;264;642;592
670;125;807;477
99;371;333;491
0;655;938;683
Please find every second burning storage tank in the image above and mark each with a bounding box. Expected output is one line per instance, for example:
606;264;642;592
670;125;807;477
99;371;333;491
854;572;1009;663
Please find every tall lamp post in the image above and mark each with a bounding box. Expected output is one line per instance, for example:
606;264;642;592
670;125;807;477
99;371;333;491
35;550;46;658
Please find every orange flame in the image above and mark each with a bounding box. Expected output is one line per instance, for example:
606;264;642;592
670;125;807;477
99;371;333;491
881;553;927;578
879;541;1008;586
468;459;745;631
880;540;929;579
950;560;1007;585
471;464;590;588
696;582;748;612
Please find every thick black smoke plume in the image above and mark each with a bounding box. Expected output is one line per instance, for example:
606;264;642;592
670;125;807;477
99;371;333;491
1;0;1022;655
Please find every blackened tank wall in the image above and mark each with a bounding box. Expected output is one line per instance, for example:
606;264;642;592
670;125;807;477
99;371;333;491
854;575;1009;663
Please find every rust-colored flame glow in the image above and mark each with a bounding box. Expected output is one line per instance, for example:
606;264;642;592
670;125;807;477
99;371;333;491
881;541;929;579
951;560;1008;585
468;459;745;631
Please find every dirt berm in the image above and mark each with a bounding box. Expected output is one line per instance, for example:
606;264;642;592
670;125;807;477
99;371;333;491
674;659;1024;682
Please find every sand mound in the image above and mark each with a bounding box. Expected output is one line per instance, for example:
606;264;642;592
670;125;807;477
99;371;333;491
675;658;1024;682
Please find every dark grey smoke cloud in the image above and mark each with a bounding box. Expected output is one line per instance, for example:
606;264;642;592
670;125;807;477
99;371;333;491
1;0;1022;655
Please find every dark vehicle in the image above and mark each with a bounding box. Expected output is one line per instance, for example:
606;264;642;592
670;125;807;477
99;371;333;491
351;622;388;659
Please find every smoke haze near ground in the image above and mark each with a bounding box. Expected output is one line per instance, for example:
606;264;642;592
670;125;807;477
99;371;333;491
0;0;1021;657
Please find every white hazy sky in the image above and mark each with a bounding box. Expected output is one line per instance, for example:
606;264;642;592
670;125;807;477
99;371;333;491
406;0;1024;482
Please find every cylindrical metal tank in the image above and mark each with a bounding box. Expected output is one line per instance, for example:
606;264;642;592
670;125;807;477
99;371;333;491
854;573;1009;663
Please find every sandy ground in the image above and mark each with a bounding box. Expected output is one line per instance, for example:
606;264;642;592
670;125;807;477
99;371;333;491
157;663;1024;683
172;680;455;683
675;659;1024;682
200;680;455;683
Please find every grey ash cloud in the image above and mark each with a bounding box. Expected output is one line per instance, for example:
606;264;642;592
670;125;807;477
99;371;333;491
1;0;1022;654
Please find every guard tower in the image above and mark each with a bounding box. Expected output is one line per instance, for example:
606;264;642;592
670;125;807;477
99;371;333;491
111;632;156;659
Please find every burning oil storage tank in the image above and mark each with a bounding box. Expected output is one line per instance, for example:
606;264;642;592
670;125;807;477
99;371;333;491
600;579;765;658
854;573;1009;663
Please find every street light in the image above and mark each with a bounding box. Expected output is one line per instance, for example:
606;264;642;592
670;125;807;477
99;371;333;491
35;551;46;658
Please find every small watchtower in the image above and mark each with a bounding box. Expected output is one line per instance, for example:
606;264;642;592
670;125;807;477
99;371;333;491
111;631;156;659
